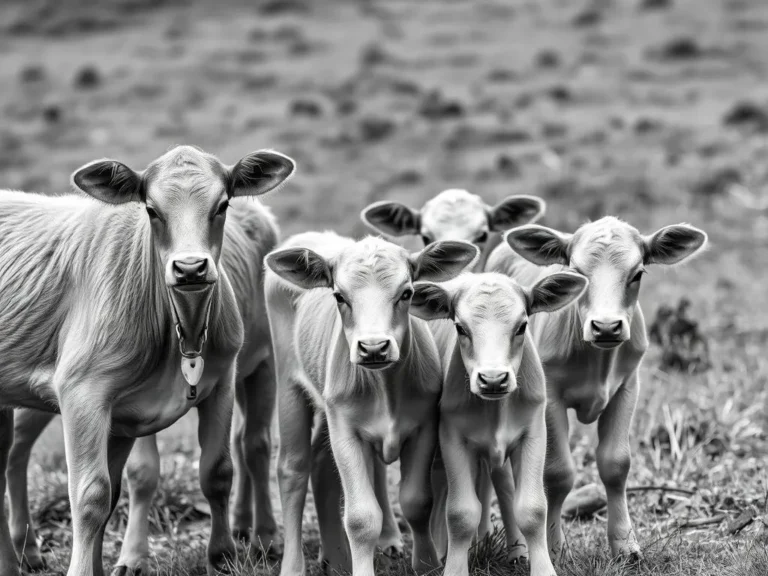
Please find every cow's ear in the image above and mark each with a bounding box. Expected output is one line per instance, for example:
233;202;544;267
361;201;421;237
410;282;453;321
488;195;546;231
71;159;143;204
228;150;296;197
266;247;332;290
527;272;587;315
643;224;707;265
411;241;479;282
504;225;572;266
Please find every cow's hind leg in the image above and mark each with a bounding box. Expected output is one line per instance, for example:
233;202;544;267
596;373;641;561
240;358;280;555
112;435;160;576
0;409;21;576
8;409;55;571
543;401;574;564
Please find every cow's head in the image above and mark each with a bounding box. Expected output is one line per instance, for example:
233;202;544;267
72;145;294;351
362;189;544;248
410;272;586;399
267;238;478;369
505;217;707;350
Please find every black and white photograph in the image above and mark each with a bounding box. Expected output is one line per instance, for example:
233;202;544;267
0;1;766;575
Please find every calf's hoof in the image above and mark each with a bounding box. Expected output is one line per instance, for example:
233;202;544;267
253;530;283;559
507;542;528;566
111;561;149;576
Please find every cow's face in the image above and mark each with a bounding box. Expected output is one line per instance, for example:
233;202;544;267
362;189;544;249
505;217;707;350
411;272;586;399
267;238;478;369
72;146;294;291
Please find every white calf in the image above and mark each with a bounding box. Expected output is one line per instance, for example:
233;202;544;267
7;198;282;574
487;216;707;560
411;272;586;576
361;189;545;270
0;145;294;576
265;232;478;576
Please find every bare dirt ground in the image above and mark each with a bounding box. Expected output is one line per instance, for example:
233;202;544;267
2;0;768;574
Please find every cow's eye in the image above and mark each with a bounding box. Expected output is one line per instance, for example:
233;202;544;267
455;324;469;338
146;206;161;221
216;200;229;216
516;322;527;336
420;234;431;245
400;288;414;301
629;269;646;284
333;292;346;305
475;231;489;243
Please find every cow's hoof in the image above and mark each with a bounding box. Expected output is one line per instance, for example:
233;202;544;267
111;565;145;576
253;532;283;559
231;528;250;544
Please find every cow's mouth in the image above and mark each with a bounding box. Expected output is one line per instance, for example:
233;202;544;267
358;360;395;371
173;281;215;293
590;339;624;350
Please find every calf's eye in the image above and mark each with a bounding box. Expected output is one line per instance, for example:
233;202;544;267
333;292;346;305
146;206;161;221
400;288;413;301
475;231;489;243
455;324;468;337
629;269;646;284
216;200;230;216
420;234;431;245
516;322;527;336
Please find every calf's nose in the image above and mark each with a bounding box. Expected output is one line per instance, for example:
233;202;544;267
358;339;390;358
590;319;622;339
173;257;208;283
477;370;510;393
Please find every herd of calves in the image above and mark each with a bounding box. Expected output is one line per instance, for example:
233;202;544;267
0;145;708;576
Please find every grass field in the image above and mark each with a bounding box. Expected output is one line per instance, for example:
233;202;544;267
2;0;768;574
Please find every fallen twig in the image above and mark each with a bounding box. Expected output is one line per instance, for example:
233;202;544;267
675;514;727;529
627;485;696;496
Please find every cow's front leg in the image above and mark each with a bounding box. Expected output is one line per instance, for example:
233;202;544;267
60;390;112;576
441;424;480;576
490;462;526;564
374;460;403;554
512;409;555;576
92;435;135;575
543;400;574;563
8;408;55;571
327;412;380;576
112;435;160;576
596;372;641;561
399;417;439;573
198;367;237;575
0;409;20;576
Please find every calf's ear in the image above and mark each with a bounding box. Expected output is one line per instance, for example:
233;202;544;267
505;224;572;266
488;195;546;231
411;240;479;282
361;201;421;237
229;150;296;197
643;224;707;265
71;159;143;204
410;282;453;321
527;272;587;315
266;247;332;290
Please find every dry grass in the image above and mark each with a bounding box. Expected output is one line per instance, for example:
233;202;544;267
4;0;768;573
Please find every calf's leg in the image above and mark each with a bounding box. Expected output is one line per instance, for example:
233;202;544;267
543;401;574;564
374;460;403;554
112;435;160;576
231;391;253;543
596;373;641;560
490;462;526;563
8;409;55;571
0;409;21;576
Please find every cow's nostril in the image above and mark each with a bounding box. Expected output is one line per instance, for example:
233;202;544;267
173;258;208;282
379;340;390;352
609;320;622;335
591;320;601;334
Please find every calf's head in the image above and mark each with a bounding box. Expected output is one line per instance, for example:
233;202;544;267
411;272;586;399
267;238;478;369
362;189;544;248
505;217;707;350
72;145;295;290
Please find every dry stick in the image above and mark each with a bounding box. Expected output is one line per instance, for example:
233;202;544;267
676;514;727;529
627;485;696;496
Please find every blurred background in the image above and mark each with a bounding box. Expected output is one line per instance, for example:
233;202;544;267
2;0;768;573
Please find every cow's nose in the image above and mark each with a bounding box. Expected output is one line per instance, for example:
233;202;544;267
358;340;390;358
477;371;510;393
173;257;208;283
591;319;623;339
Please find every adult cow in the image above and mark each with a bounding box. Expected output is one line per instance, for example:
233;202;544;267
7;194;283;574
486;216;707;561
0;145;294;576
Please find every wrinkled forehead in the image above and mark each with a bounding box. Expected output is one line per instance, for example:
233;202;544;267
421;189;487;233
334;239;411;293
145;146;227;203
570;219;644;271
455;278;527;325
